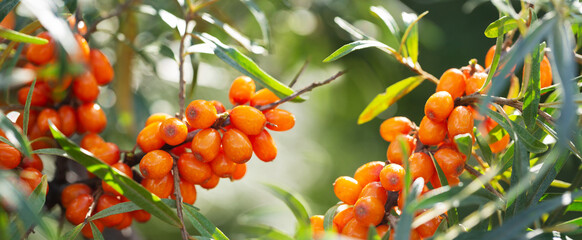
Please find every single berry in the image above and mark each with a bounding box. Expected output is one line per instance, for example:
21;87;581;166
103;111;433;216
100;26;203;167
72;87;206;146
58;105;77;137
37;108;61;134
21;154;44;171
250;129;277;162
231;163;247;180
177;153;212;184
341;219;368;239
0;143;21;169
379;116;413;142
160;117;188;146
310;215;325;239
386;135;416;164
418;116;447;146
137;121;165;152
96;194;126;227
171;178;197;205
333;176;362;205
185;100;217;129
436;68;466;100
81;220;104;239
73;72;100;102
61;183;92;208
191;128;221;162
434;148;465;177
210;152;237;178
425;91;454;122
447;106;474;138
200;174;220;190
229;76;256;105
380;163;405;192
333;205;354;233
131;210;151;222
540;55;553;89
358;181;388;204
222;128;253;164
103;162;133;195
210;100;226;113
250;88;280;107
65;194;93;225
264;109;295;131
140;150;173;179
230;105;266;136
407;152;435;182
89;49;114;85
465;72;489;95
26;32;55;65
77;103;107;133
81;133;105;150
353;161;385;187
88;142;120;165
145;113;172;126
354;196;385;226
142;173;175;198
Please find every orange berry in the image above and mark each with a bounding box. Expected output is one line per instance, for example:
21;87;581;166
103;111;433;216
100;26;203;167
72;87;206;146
376;225;389;238
77;103;107;133
222;128;253;164
21;154;43;171
20;167;44;192
229;76;256;105
58;105;77;137
73;72;100;102
460;63;485;79
67;16;88;35
231;163;247;180
341;218;368;239
160;117;188;146
447;106;474;138
200;174;220;190
250;129;277;162
131;209;151;222
358;181;388;204
137;122;165;152
489;134;510;153
230;105;266;136
145;113;172;126
81;133;105;150
103;162;133;195
425;91;454;122
380;163;405;192
74;34;90;61
466;72;489;95
386;135;416;164
17;86;49;107
418;116;447;146
140;150;173;179
81;220;104;239
436;68;466;100
65;194;93;225
354;196;385;226
379;116;413;142
485;45;496;68
26;32;55;65
177;153;212;184
264;109;295;131
88;142;120;165
96;194;126;227
37;108;61;134
210;152;237;178
61;183;92;208
333;205;354;233
89;49;114;85
434;148;465;177
191;128;221;162
310;215;325;239
142;173;174;198
210;100;226;114
540;56;553;88
115;213;133;230
408;152;435;182
415;214;442;238
0;143;21;169
0;11;15;29
354;161;385;187
171;179;197;205
15;109;38;133
185;100;217;129
250;88;280;107
333;176;362;205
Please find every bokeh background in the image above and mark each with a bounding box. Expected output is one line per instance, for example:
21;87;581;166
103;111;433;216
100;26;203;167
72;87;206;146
11;0;578;239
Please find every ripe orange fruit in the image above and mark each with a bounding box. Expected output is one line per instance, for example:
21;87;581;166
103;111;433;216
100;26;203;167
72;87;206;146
20;167;44;192
74;34;90;61
425;91;454;123
415;213;442;238
96;194;125;227
250;88;280;107
231;163;247;180
177;153;212;184
171;178;197;205
26;32;55;65
210;100;226;114
229;76;256;105
89;49;114;85
88;142;120;165
185;100;217;129
137;121;165;152
210;152;237;178
434;148;465;177
222;128;253;164
333;204;354;233
418;116;448;146
264;109;295;131
142;173;175;198
140;150;173;179
21;154;44;171
310;215;325;239
354;196;385;226
61;183;92;208
102;162;133;195
460;63;485;79
485;45;496;68
380;163;405;192
436;68;466;100
465;72;489;95
145;113;172;126
160;117;188;146
353;161;385;187
358;181;388;204
131;210;151;222
386;135;416;164
58;105;77;137
447;106;474;138
333;176;362;205
115;213;133;230
379;116;413;142
250;129;277;162
37;108;61;134
230;105;266;136
200;174;220;189
65;194;93;225
341;218;368;239
73;72;100;103
81;220;104;239
17;84;50;107
191;128;221;162
408;152;435;182
540;56;553;88
0;143;22;169
77;103;107;133
81;133;105;150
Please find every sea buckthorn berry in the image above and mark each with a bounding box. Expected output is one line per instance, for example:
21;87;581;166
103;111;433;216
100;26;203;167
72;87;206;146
210;152;237;178
540;55;553;88
88;142;120;165
115;213;133;230
74;34;90;61
131;210;151;222
489;134;510;153
103;162;133;195
142;173;175;198
430;171;461;188
81;220;104;239
460;63;485;79
77;103;107;133
20;167;44;192
18;86;49;107
73;72;100;103
310;215;325;239
146;113;172;126
58;105;77;136
436;68;466;100
61;183;92;208
466;72;489;95
231;163;247;180
89;49;114;85
191;128;221;162
81;133;105;150
222;128;253;164
67;16;88;35
140;150;173;179
0;143;22;169
379;116;413;142
264;109;295;132
342;218;368;239
358;182;388;204
137;122;165;152
16;110;38;133
434;148;465;177
200;174;220;189
210;100;226;113
96;194;125;227
333;176;362;205
21;154;43;171
250;88;280;107
171;179;197;205
250;129;277;162
418;116;448;146
178;153;212;184
386;134;416;164
485;45;496;68
415;213;442;238
160;117;188;146
480;118;510;153
333;205;354;233
26;32;55;65
0;11;14;29
408;152;435;182
425;91;454;122
354;161;385;187
66;194;93;225
230;105;266;136
229;76;256;105
447;106;474;138
37;108;61;134
380;163;405;192
185;100;217;129
354;196;385;226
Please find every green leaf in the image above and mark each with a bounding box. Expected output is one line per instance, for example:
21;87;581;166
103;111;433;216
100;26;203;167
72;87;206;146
474;129;493;165
263;183;310;229
64;0;77;12
367;225;380;240
199;13;267;54
428;151;449;187
323;202;341;231
412;185;498;211
523;43;544;129
358;75;425;124
195;33;303;102
454;133;473;160
394;178;424;240
323;40;397;63
526;150;569;207
369;6;400;48
183;204;229;240
27;175;47;213
235;224;293;240
62;222;84;240
90;222;105;240
0;27;49;44
240;0;270;49
486;109;548;153
22;77;37;137
400;12;425;64
31;148;68;156
0;0;19;22
484;16;522;38
333;17;371;40
89;201;141;221
48;124;182;228
0;112;32;158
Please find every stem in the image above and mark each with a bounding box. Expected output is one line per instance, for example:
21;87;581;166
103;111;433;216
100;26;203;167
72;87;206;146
463;164;504;199
171;155;189;240
288;59;309;88
177;19;192;119
84;0;139;38
455;93;555;124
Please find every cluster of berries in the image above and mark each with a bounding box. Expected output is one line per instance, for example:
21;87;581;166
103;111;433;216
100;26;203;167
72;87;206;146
134;76;295;208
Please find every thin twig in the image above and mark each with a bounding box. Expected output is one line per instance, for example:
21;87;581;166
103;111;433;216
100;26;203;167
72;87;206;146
288;59;309;88
177;20;192;119
464;164;504;199
256;71;345;111
471;150;487;170
455;93;555;124
171;154;189;240
575;53;582;65
84;0;139;38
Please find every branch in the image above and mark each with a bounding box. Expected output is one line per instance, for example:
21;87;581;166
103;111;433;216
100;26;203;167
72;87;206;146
464;163;504;199
455;93;555;124
288;59;309;88
177;19;192;120
84;0;139;38
171;154;189;240
256;71;345;111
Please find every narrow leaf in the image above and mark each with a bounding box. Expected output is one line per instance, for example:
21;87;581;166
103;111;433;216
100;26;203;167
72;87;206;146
323;40;397;63
523;43;544;129
323;202;341;231
0;0;19;22
263;183;310;229
394;178;424;240
486;109;548;153
183;204;229;240
0;27;49;44
240;0;270;49
236;224;293;240
333;17;370;40
199;12;267;54
0;112;32;157
90;222;105;240
484;16;521;38
369;6;400;48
